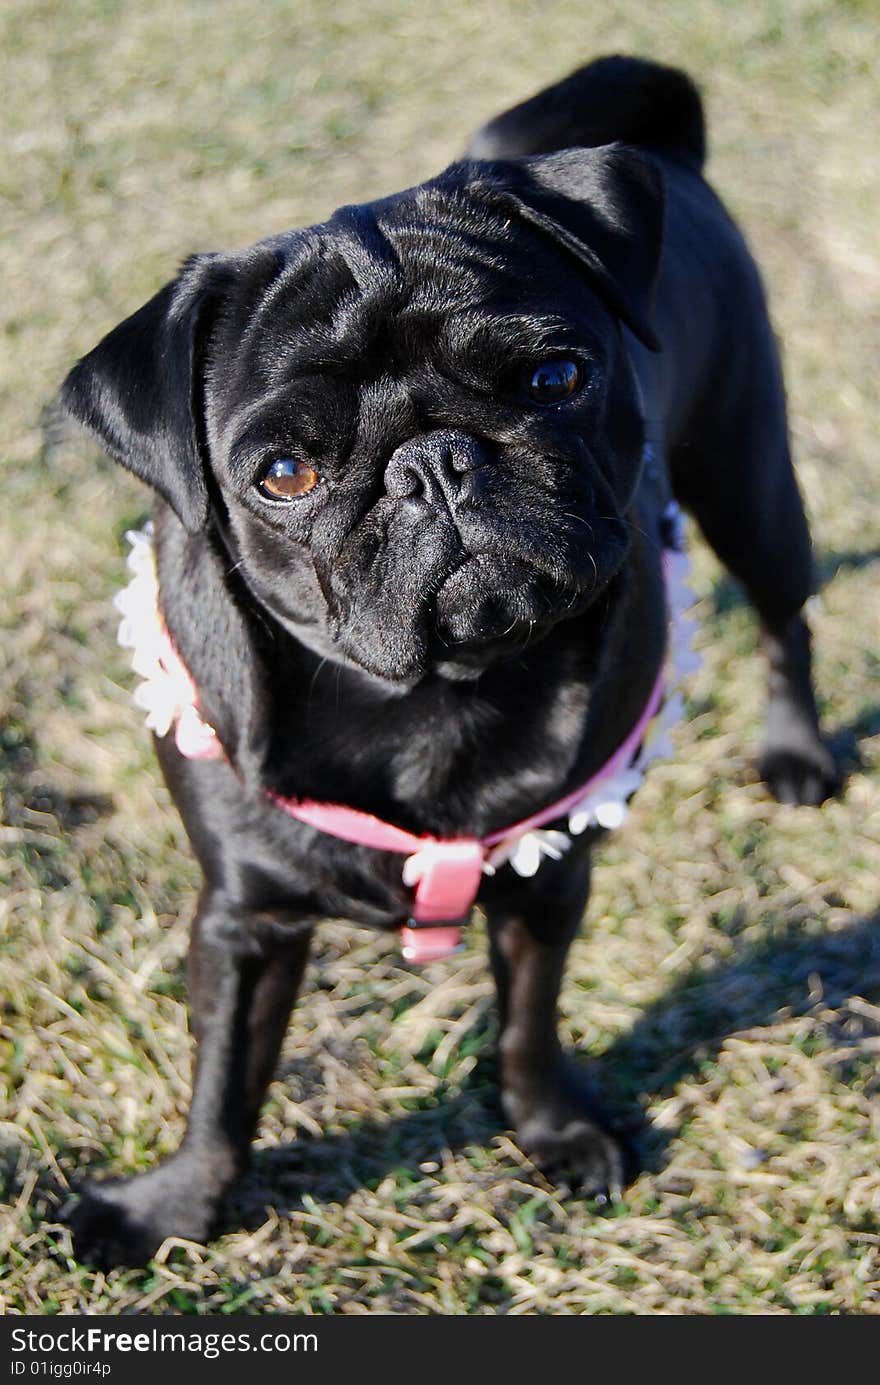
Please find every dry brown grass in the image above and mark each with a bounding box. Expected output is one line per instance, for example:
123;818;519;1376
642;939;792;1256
2;0;879;1314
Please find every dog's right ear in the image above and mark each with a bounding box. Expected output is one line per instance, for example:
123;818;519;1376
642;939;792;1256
61;253;240;533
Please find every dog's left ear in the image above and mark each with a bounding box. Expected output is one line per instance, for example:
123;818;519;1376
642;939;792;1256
61;253;241;533
477;144;665;351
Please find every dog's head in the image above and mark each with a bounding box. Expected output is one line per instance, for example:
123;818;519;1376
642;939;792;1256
63;144;664;684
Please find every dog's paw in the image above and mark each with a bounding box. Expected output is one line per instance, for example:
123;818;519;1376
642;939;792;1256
62;1167;218;1269
759;738;839;806
515;1108;628;1201
507;1063;630;1200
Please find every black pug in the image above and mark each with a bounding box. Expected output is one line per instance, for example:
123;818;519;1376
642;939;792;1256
60;55;837;1266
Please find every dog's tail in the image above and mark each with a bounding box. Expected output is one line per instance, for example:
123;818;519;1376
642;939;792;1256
467;55;705;171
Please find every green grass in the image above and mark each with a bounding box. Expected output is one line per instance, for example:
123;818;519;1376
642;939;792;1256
2;0;879;1315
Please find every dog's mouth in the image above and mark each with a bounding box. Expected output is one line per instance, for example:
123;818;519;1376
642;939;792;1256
433;553;561;650
329;535;622;685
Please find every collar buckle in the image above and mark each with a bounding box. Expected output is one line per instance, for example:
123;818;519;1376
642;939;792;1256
400;920;466;963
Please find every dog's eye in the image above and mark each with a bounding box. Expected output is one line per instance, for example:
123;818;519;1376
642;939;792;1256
258;458;320;501
527;359;581;405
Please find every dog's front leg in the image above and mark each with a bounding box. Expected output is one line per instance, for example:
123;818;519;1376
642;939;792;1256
484;851;626;1199
66;889;312;1267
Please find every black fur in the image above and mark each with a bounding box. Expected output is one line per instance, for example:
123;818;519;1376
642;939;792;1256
59;56;837;1266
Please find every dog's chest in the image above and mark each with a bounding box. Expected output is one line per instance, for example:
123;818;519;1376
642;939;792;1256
364;666;592;826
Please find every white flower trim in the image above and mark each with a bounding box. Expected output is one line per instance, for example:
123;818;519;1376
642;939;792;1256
115;525;220;759
115;525;173;734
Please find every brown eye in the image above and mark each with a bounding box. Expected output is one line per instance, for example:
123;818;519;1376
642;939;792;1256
527;359;581;405
258;457;320;501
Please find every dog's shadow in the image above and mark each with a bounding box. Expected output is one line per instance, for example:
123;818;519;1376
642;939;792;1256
227;903;880;1234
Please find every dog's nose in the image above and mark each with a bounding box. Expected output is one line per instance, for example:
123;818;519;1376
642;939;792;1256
384;430;486;510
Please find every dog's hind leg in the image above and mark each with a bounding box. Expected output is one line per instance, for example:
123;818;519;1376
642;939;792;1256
670;416;839;804
65;892;312;1268
484;851;628;1197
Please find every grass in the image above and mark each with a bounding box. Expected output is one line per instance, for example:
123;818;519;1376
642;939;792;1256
2;0;879;1315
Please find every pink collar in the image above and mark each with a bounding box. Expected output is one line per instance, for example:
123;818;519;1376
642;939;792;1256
116;514;697;963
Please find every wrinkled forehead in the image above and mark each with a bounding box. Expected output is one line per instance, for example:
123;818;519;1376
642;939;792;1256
325;183;534;310
231;184;586;382
342;184;528;306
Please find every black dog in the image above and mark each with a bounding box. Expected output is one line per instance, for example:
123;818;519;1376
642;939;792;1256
60;56;837;1266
